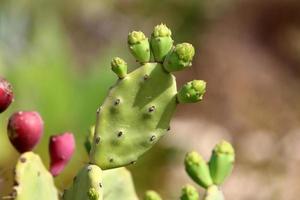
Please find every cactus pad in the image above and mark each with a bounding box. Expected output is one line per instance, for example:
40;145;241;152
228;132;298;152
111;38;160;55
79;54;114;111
90;24;206;169
103;167;138;200
63;164;103;200
11;152;58;200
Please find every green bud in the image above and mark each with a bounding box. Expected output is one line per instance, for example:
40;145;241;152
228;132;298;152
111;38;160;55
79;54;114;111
128;31;150;63
177;80;206;103
84;125;95;154
87;188;99;200
209;141;235;185
144;190;162;200
184;151;213;188
180;184;199;200
163;43;195;72
204;185;224;200
111;57;128;78
150;24;173;62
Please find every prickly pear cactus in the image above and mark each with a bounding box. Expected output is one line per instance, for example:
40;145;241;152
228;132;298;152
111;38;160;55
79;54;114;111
63;165;103;200
103;167;138;200
203;186;224;200
90;24;206;169
11;152;58;200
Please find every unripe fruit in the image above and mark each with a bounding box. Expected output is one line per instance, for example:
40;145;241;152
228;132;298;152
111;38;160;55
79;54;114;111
7;111;44;153
0;77;14;113
49;132;75;176
144;190;162;200
180;184;199;200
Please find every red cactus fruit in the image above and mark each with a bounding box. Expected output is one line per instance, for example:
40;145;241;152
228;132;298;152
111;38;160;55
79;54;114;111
7;111;44;153
49;132;75;177
0;77;14;113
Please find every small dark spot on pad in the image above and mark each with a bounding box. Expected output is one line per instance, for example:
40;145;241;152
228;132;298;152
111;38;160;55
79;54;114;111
148;106;155;112
150;135;156;142
114;99;120;105
144;75;149;80
95;136;101;144
20;157;26;163
117;131;123;137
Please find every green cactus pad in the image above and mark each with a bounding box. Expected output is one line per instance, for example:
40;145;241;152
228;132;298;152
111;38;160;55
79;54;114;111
90;62;177;169
209;141;235;185
103;167;138;200
144;190;162;200
63;165;103;200
111;57;128;79
163;43;195;72
11;152;58;200
203;185;224;200
128;31;151;63
185;151;213;189
151;24;173;62
180;184;199;200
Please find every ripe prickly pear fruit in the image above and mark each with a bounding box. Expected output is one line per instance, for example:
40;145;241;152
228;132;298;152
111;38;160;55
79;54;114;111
185;151;213;189
144;190;162;200
49;132;75;176
7;111;44;153
209;141;235;185
177;80;206;103
180;185;199;200
150;24;173;62
0;77;13;113
128;31;151;63
111;57;128;79
163;43;195;72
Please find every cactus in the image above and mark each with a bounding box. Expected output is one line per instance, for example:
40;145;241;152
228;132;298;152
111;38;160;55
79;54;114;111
180;185;199;200
10;152;58;200
7;111;44;153
90;24;206;169
209;141;235;185
49;132;75;176
103;167;138;200
0;76;14;113
144;190;162;200
63;164;103;200
203;186;224;200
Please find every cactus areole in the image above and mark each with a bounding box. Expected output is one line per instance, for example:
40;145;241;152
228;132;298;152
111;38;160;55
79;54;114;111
89;24;207;169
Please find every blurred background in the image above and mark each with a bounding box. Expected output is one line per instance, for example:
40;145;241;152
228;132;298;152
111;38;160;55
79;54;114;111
1;0;300;199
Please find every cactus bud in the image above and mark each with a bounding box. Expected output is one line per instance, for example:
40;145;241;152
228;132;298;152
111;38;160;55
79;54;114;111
0;77;13;113
111;57;128;78
150;23;173;62
144;190;162;200
180;184;199;200
185;151;213;188
128;31;150;63
49;132;75;176
7;111;44;153
209;141;235;185
177;80;206;103
204;185;224;200
163;43;195;72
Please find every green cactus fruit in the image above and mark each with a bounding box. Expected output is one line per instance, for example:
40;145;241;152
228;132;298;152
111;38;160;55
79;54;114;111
63;165;103;200
11;152;58;200
185;151;213;189
209;141;235;185
85;126;95;154
163;43;195;72
89;24;206;169
150;24;173;62
203;185;224;200
128;31;151;63
144;190;162;200
103;167;138;200
177;80;206;103
180;184;199;200
111;57;128;79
